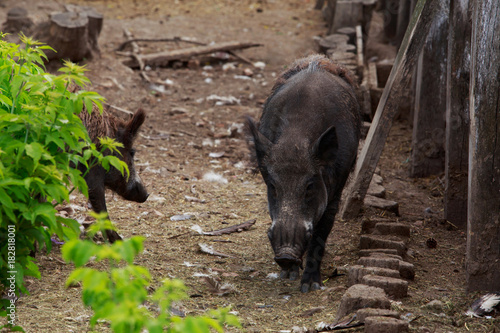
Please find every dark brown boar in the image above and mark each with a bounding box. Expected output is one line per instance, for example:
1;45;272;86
247;54;361;292
79;104;149;242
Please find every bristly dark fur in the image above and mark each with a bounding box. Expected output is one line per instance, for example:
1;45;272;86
246;54;358;172
270;54;358;98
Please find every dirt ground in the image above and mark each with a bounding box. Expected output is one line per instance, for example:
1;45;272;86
1;0;499;332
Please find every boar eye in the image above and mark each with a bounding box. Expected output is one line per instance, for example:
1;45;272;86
267;182;277;197
305;180;315;200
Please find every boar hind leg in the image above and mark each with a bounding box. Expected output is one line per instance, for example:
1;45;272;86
301;209;336;293
86;169;123;243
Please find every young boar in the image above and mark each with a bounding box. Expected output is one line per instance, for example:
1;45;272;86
79;105;149;242
247;54;361;292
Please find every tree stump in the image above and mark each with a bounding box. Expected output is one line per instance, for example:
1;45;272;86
1;7;34;34
33;6;103;62
318;34;350;53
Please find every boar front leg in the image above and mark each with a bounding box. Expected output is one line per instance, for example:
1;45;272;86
86;168;122;243
300;208;336;293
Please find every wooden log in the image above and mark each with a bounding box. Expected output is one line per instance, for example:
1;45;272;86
409;0;449;178
1;7;33;34
329;51;356;63
356;25;364;76
395;0;416;48
383;0;400;41
332;0;376;36
324;0;338;35
33;6;102;62
337;27;357;44
325;44;357;60
122;41;262;68
64;5;103;55
444;0;471;230
318;34;349;54
339;0;440;219
466;0;500;292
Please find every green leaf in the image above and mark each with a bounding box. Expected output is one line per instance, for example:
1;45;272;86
0;94;12;107
61;239;98;267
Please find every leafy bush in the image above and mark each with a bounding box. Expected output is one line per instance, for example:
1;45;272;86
0;32;124;325
62;213;240;333
0;34;239;332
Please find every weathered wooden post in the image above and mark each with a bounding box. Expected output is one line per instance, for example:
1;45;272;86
340;0;439;219
409;0;449;178
466;0;500;292
444;0;471;230
395;0;416;48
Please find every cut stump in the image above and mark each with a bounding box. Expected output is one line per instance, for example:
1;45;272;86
33;6;103;62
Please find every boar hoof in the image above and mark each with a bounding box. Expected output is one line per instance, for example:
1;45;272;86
300;281;321;293
289;270;299;281
280;270;289;279
311;282;321;291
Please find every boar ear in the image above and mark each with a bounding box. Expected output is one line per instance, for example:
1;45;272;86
246;116;272;164
313;125;338;163
123;108;146;146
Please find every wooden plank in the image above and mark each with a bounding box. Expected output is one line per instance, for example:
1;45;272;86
355;25;364;76
325;0;338;35
409;0;449;178
444;0;471;230
122;41;262;68
339;0;439;219
395;0;416;48
466;0;500;292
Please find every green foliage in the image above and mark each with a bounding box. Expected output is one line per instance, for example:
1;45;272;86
62;213;241;333
0;32;125;326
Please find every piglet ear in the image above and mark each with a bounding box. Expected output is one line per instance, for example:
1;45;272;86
123;108;146;146
246;116;272;165
312;125;338;163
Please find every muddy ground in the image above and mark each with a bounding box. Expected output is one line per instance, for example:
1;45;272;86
1;0;499;332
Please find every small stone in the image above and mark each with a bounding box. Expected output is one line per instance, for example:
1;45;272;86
364;195;400;215
364;316;409;333
336;284;390;320
375;222;411;238
348;265;401;286
360;235;407;256
357;256;400;271
399;261;415;280
356;308;400;323
368;182;386;198
362;275;408;298
368;252;404;261
359;249;400;257
423;300;444;312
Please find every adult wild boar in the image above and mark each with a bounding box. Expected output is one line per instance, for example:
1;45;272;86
79;104;149;242
247;54;361;292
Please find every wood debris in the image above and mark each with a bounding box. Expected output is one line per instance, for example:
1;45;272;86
202;276;237;296
122;41;262;68
194;219;256;236
198;243;235;258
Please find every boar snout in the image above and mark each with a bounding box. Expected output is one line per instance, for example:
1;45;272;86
274;254;302;268
122;176;149;203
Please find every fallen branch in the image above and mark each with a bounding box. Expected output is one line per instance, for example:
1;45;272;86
196;219;256;236
198;243;235;258
106;103;134;116
122;41;262;68
116;36;205;51
202;276;237;296
123;28;151;82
